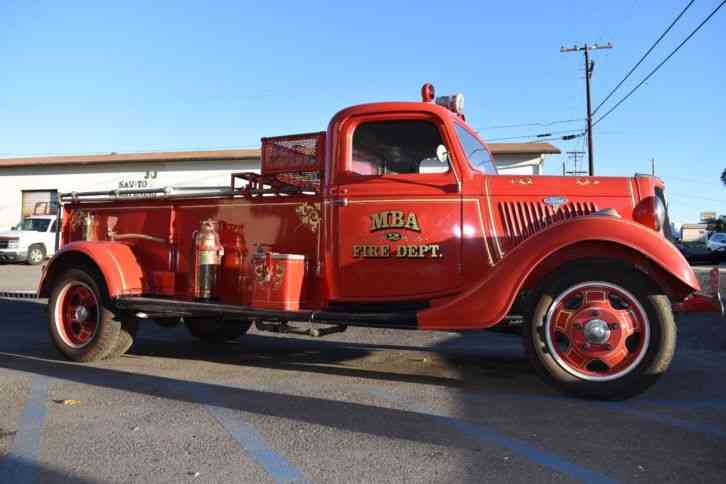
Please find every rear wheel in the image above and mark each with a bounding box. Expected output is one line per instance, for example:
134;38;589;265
524;262;676;400
185;318;251;343
27;244;45;265
48;268;120;362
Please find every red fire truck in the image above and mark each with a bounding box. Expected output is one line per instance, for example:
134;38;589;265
38;84;722;399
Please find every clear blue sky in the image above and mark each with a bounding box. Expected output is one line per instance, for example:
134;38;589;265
2;0;724;225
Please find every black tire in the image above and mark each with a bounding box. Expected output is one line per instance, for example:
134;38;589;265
524;261;676;400
48;268;121;362
103;315;139;359
27;244;46;265
185;318;251;343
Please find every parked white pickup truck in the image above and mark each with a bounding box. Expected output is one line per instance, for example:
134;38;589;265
0;215;58;265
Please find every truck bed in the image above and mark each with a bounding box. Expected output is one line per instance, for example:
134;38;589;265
60;185;323;307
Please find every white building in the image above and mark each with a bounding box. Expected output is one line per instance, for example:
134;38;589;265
487;143;560;175
0;143;560;230
681;223;709;242
0;149;259;230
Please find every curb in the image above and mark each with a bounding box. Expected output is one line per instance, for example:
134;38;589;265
0;291;39;300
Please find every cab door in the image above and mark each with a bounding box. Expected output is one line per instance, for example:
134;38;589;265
330;114;463;301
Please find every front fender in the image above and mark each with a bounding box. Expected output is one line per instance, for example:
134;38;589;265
417;216;699;330
38;241;144;298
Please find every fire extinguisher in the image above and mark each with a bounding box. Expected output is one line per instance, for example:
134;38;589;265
193;219;224;299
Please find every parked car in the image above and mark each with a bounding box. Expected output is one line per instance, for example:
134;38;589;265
706;232;726;260
0;215;58;264
674;240;718;264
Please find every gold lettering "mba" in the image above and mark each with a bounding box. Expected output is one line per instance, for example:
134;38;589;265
370;211;421;232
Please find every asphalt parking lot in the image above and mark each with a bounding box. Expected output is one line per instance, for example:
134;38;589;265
0;264;725;483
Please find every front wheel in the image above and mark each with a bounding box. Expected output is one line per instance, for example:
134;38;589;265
27;244;46;265
524;263;676;400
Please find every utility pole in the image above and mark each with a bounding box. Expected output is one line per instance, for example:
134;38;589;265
560;42;613;176
651;158;656;176
565;151;587;176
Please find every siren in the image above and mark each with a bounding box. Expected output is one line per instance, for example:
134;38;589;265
421;83;435;102
435;93;465;115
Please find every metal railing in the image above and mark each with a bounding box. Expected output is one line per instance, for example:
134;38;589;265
59;185;236;203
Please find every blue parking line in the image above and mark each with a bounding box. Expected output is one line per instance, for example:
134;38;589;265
457;392;726;440
600;404;726;439
204;404;309;484
369;388;618;484
0;375;49;483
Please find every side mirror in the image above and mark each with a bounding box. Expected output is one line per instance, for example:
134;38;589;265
11;227;16;231
436;144;449;163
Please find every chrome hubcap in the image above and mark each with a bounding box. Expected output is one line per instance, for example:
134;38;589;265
544;281;651;381
584;319;611;344
74;305;89;323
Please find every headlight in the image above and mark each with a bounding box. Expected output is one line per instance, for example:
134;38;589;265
633;196;666;232
7;239;18;249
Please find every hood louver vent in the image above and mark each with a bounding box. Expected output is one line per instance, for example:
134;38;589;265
498;201;598;249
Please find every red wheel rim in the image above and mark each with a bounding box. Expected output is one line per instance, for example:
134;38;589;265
55;281;100;348
544;281;650;381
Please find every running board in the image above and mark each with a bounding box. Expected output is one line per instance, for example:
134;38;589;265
114;296;419;329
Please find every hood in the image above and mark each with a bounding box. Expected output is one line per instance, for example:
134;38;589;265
0;229;40;238
0;230;20;238
486;175;644;255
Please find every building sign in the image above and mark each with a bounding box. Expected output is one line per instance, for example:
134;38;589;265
118;171;158;190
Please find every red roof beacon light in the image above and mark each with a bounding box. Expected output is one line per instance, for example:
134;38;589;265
421;83;436;102
435;93;465;115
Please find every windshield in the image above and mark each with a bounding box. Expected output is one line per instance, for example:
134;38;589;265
454;124;496;174
19;218;51;232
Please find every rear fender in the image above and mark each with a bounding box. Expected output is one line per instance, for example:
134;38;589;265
38;241;145;299
417;216;700;330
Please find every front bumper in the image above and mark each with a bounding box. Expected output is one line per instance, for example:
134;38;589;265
674;267;724;317
0;249;28;262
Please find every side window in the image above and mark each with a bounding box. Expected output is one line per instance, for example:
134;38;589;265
49;220;57;233
351;120;450;176
454;124;496;174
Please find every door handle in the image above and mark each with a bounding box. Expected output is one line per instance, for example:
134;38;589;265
333;198;349;207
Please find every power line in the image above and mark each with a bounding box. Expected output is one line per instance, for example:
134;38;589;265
524;132;586;144
593;0;696;115
477;118;584;131
485;129;585;142
594;0;726;127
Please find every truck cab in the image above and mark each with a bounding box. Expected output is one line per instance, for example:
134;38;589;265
37;84;722;399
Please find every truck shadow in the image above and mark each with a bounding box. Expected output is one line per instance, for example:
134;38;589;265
128;329;538;392
0;297;541;393
2;297;723;401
